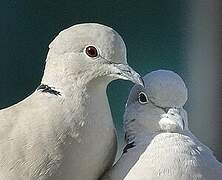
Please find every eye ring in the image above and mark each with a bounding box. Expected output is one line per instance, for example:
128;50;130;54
138;92;148;104
85;46;98;58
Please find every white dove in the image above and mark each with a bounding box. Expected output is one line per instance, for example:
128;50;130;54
103;70;222;180
0;23;144;180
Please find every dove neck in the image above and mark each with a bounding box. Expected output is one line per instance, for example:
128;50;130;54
126;125;157;147
124;131;156;157
125;117;158;146
134;131;156;146
41;74;111;97
41;57;113;96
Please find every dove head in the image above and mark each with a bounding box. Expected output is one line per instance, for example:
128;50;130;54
41;23;143;89
124;70;188;142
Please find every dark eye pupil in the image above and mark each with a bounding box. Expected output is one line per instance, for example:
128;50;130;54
139;92;148;104
85;46;98;57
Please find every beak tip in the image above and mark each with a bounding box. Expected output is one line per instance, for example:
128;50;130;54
130;74;145;87
112;63;145;87
139;77;145;87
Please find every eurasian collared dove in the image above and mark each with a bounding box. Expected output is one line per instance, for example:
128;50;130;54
0;23;144;180
103;70;222;180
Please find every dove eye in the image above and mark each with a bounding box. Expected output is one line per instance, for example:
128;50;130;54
85;46;98;58
138;92;148;104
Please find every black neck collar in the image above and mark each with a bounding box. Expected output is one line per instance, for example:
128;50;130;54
123;141;136;154
37;84;61;96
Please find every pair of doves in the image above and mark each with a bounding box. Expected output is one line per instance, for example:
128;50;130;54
0;23;221;180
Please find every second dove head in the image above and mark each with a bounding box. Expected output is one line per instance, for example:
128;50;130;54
124;70;188;135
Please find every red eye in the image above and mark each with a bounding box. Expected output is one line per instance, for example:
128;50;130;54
85;46;98;58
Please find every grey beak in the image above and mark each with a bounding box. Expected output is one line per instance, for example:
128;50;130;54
113;64;144;87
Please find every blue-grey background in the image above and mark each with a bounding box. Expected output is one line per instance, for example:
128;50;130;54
0;0;221;161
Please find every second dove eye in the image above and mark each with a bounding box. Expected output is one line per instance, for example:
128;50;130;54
85;46;98;58
138;92;148;104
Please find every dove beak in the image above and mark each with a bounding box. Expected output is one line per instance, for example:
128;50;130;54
110;63;144;87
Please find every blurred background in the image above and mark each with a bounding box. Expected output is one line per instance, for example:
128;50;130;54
0;0;221;160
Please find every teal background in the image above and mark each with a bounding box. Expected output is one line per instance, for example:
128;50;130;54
1;0;221;161
0;0;186;107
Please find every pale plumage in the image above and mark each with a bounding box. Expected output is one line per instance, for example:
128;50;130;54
0;23;143;180
103;70;222;180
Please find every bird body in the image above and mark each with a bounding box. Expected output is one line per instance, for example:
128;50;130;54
110;132;222;180
0;77;116;180
0;23;143;180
